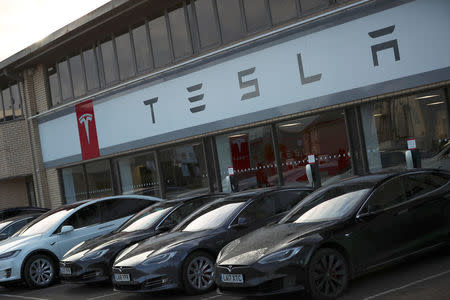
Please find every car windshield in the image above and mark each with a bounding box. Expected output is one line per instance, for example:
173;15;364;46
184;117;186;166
14;204;82;237
282;184;372;224
117;204;176;233
176;200;247;232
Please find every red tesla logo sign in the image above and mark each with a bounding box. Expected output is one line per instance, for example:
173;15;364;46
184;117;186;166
75;100;100;160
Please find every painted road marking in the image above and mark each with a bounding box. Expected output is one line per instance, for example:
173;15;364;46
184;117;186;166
0;294;49;300
86;292;121;300
363;268;450;300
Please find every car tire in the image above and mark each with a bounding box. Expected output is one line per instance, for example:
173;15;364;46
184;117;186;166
306;248;349;300
23;254;56;289
181;251;215;295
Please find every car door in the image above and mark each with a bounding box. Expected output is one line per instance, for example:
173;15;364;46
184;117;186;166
352;176;413;270
404;172;450;249
51;202;106;258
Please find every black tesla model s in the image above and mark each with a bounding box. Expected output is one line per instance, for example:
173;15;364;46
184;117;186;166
59;194;224;283
215;169;450;299
112;187;312;294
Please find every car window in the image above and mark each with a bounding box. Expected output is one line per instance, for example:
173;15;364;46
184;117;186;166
160;197;212;227
61;203;101;230
365;177;406;212
271;190;311;214
404;173;448;200
233;196;275;225
101;198;151;222
118;206;174;233
5;219;30;236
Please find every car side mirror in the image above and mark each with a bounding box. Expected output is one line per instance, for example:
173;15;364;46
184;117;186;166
60;225;74;234
230;217;250;229
157;220;176;232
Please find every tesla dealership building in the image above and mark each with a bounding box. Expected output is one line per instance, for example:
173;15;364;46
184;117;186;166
0;0;448;208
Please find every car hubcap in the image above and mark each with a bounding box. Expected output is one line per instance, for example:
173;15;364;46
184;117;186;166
30;258;53;286
187;256;214;290
311;253;346;297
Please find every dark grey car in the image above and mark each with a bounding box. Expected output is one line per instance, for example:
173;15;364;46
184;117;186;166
112;187;312;295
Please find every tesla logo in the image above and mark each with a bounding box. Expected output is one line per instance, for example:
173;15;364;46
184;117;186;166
225;266;233;272
232;138;246;153
75;100;100;160
78;113;93;143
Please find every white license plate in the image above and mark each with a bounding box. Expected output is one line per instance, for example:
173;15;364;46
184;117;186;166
114;273;130;282
60;267;71;275
221;273;244;283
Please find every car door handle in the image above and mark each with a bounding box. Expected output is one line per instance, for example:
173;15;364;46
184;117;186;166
99;224;114;230
395;208;409;216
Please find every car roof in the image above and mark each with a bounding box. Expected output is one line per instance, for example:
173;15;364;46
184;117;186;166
0;206;49;213
0;214;40;223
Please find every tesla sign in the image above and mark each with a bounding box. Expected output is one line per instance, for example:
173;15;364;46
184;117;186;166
75;100;100;160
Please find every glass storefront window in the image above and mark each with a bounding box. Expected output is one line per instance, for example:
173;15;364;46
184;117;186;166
361;88;450;172
116;152;160;197
85;160;114;199
160;142;209;198
216;126;278;192
277;111;352;186
62;165;88;204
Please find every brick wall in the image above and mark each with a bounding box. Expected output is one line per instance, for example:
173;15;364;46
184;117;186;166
0;178;29;209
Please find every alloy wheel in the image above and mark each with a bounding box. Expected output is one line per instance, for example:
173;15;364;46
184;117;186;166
309;249;348;299
186;256;214;291
29;258;54;287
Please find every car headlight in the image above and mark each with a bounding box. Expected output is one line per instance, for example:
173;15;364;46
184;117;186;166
258;247;303;264
142;252;177;265
0;250;21;260
80;249;109;261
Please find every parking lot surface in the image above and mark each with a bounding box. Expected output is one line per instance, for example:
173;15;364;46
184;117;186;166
1;247;449;300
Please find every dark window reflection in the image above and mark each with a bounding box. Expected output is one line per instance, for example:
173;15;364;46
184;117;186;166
10;84;22;118
194;0;221;48
361;89;450;171
115;32;136;80
117;152;160;197
160;142;209;198
69;55;86;98
58;60;73;100
132;24;153;72
269;0;298;24
47;65;61;106
243;0;270;33
1;88;13;121
62;165;88;203
149;15;172;67
82;48;100;91
300;0;329;15
216;126;278;192
85;160;114;199
100;39;119;84
169;5;192;59
277;111;352;186
216;0;245;43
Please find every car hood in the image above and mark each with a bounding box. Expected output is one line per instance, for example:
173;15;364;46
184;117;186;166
63;230;158;261
0;234;42;254
114;230;216;267
218;221;335;265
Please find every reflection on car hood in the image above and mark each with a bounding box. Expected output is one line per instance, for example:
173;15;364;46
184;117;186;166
218;222;335;265
114;230;215;266
0;235;42;254
63;230;157;261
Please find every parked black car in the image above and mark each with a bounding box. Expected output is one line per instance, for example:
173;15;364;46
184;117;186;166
0;207;49;221
59;194;225;283
0;214;41;240
214;169;450;299
112;187;312;294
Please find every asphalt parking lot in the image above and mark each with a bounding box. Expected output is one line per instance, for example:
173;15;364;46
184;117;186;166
1;247;449;300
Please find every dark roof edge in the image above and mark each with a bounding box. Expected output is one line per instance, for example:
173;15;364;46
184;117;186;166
0;0;129;71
